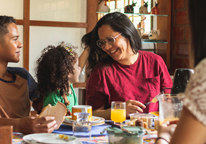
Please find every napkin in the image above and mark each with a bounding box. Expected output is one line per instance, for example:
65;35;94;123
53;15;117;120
53;124;110;137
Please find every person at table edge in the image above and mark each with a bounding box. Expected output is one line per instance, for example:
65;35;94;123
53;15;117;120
84;12;173;120
0;15;57;134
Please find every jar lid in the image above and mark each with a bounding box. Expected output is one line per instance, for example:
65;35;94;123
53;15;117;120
107;126;145;137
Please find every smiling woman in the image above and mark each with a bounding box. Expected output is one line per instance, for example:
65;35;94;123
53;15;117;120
83;12;173;120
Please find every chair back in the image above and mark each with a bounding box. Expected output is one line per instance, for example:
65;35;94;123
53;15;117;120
0;125;13;144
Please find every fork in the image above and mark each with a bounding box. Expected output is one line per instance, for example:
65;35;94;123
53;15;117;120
144;93;161;106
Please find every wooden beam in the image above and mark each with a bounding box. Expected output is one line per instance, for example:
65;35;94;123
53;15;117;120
29;20;87;28
73;82;86;88
167;0;172;69
16;20;24;25
87;0;98;33
23;0;30;71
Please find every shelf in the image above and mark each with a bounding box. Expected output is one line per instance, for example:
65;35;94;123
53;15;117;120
142;39;168;44
96;11;169;17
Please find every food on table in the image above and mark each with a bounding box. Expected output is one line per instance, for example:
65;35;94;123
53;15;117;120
59;134;69;141
135;119;144;127
149;111;159;116
58;134;77;142
129;113;153;128
38;101;67;129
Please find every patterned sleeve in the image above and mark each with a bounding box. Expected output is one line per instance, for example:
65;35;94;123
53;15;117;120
178;58;206;126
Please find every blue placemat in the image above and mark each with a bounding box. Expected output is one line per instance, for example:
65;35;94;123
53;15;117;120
53;124;110;137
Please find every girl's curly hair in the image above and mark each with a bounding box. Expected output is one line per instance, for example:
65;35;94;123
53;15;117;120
36;44;77;98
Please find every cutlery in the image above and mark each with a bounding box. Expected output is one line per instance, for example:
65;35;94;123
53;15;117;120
144;93;161;106
105;121;137;135
100;127;108;134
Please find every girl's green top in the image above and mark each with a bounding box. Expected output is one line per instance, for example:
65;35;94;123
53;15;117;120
43;83;78;112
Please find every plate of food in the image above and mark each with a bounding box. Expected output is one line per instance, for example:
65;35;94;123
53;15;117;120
63;116;105;126
23;133;81;144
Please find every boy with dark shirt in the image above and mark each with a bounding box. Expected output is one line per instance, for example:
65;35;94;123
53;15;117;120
0;15;57;134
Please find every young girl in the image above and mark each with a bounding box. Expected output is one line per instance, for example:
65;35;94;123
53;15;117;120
36;43;81;115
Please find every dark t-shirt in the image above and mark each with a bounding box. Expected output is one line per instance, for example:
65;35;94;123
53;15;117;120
86;50;173;113
0;67;39;118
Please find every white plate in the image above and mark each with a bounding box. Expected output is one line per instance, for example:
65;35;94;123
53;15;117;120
23;133;80;144
23;134;39;144
64;116;105;125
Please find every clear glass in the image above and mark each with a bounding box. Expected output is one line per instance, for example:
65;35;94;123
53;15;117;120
72;112;91;138
111;101;126;124
154;116;159;130
159;95;183;124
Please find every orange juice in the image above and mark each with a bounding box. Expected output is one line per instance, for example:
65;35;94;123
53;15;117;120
149;111;159;116
72;105;92;121
111;109;126;123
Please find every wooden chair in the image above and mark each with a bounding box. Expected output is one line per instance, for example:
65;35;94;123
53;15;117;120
0;125;13;144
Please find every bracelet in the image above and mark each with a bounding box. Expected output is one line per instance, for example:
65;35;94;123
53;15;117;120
155;137;169;144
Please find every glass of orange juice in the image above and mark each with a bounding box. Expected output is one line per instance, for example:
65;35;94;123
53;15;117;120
111;101;126;124
159;94;183;124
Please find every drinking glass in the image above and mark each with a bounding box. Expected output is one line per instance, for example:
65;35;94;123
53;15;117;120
159;95;183;124
111;101;126;124
72;112;91;138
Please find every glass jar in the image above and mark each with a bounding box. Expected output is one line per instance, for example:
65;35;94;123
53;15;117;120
107;126;145;144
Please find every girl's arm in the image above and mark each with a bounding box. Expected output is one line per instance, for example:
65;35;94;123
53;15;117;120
78;47;89;72
169;106;206;144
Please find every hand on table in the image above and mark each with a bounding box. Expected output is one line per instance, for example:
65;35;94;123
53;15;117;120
126;100;146;117
17;116;57;134
157;121;177;143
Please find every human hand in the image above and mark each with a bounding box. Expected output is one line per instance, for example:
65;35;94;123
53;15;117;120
17;116;57;134
125;100;146;117
157;121;177;143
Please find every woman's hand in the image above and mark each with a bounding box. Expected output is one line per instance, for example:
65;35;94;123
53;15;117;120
17;116;57;134
125;100;146;117
157;121;177;144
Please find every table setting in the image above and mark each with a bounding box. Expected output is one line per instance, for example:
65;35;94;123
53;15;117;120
12;102;158;144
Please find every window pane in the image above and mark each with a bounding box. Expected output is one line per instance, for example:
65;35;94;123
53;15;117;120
29;26;86;78
30;0;87;22
0;0;23;19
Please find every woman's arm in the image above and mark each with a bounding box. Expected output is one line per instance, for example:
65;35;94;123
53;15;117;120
157;106;206;144
78;47;89;72
92;105;111;120
92;100;146;120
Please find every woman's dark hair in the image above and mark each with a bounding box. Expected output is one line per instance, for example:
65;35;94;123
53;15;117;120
86;12;142;70
81;30;93;48
36;44;77;98
189;0;206;67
